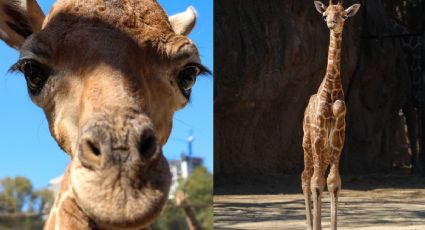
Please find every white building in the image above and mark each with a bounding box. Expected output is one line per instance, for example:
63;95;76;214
168;154;203;198
48;175;63;196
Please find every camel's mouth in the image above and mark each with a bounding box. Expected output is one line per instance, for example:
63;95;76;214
327;22;337;29
70;152;171;229
327;21;344;33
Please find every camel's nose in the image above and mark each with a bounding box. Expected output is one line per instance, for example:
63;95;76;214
78;124;158;169
327;20;337;27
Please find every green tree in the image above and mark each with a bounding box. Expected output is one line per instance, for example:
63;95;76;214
152;200;187;230
152;166;213;230
178;167;213;230
0;177;53;215
31;188;54;215
0;176;33;213
0;176;46;230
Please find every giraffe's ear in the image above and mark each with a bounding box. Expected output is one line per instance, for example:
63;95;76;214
345;4;361;18
169;6;197;36
0;0;45;50
314;1;326;14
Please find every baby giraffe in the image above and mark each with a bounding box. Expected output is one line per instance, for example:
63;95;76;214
301;1;360;230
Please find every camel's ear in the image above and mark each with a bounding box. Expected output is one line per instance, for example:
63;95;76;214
169;6;197;36
314;1;326;14
0;0;45;49
345;4;361;18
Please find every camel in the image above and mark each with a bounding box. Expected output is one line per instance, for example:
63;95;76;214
0;0;209;229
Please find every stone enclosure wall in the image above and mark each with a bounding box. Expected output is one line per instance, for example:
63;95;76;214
215;0;422;175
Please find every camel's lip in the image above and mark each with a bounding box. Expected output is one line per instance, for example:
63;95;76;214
70;154;171;229
327;22;337;29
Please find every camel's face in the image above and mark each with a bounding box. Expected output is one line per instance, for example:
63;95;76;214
1;0;208;228
314;1;360;33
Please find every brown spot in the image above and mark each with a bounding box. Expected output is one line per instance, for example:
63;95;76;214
336;122;345;129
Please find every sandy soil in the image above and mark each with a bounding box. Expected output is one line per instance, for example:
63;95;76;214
214;174;425;230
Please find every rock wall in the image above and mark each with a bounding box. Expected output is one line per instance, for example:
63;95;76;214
215;0;411;174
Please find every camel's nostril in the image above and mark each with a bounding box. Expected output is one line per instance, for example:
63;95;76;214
87;140;101;156
79;138;102;168
138;131;157;160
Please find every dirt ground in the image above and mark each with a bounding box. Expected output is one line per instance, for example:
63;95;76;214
214;174;425;230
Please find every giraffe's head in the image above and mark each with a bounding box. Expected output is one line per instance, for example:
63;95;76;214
314;1;360;33
0;0;209;228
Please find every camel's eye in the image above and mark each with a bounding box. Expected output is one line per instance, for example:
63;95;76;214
14;59;51;95
177;63;211;99
178;63;212;99
322;15;327;21
178;65;199;99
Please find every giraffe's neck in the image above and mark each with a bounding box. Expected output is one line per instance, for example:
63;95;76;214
44;166;94;230
180;202;203;230
317;30;344;102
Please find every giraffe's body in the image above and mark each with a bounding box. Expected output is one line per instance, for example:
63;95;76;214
389;19;423;172
302;2;360;230
390;19;423;103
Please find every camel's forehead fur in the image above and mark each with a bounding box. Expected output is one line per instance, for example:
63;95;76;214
44;0;179;51
326;4;345;14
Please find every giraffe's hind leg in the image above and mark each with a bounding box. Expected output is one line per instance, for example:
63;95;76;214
327;100;346;230
302;132;313;230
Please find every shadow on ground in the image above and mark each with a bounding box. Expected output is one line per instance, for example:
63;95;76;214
214;173;425;195
214;174;425;230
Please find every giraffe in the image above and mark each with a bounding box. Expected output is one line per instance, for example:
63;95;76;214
389;19;423;101
174;191;204;230
0;0;209;229
301;1;360;230
389;19;423;173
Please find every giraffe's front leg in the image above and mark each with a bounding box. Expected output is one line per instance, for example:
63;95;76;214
327;100;346;230
302;131;313;230
311;132;327;230
327;162;341;230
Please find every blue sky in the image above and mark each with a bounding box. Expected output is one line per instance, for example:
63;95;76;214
0;0;212;189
